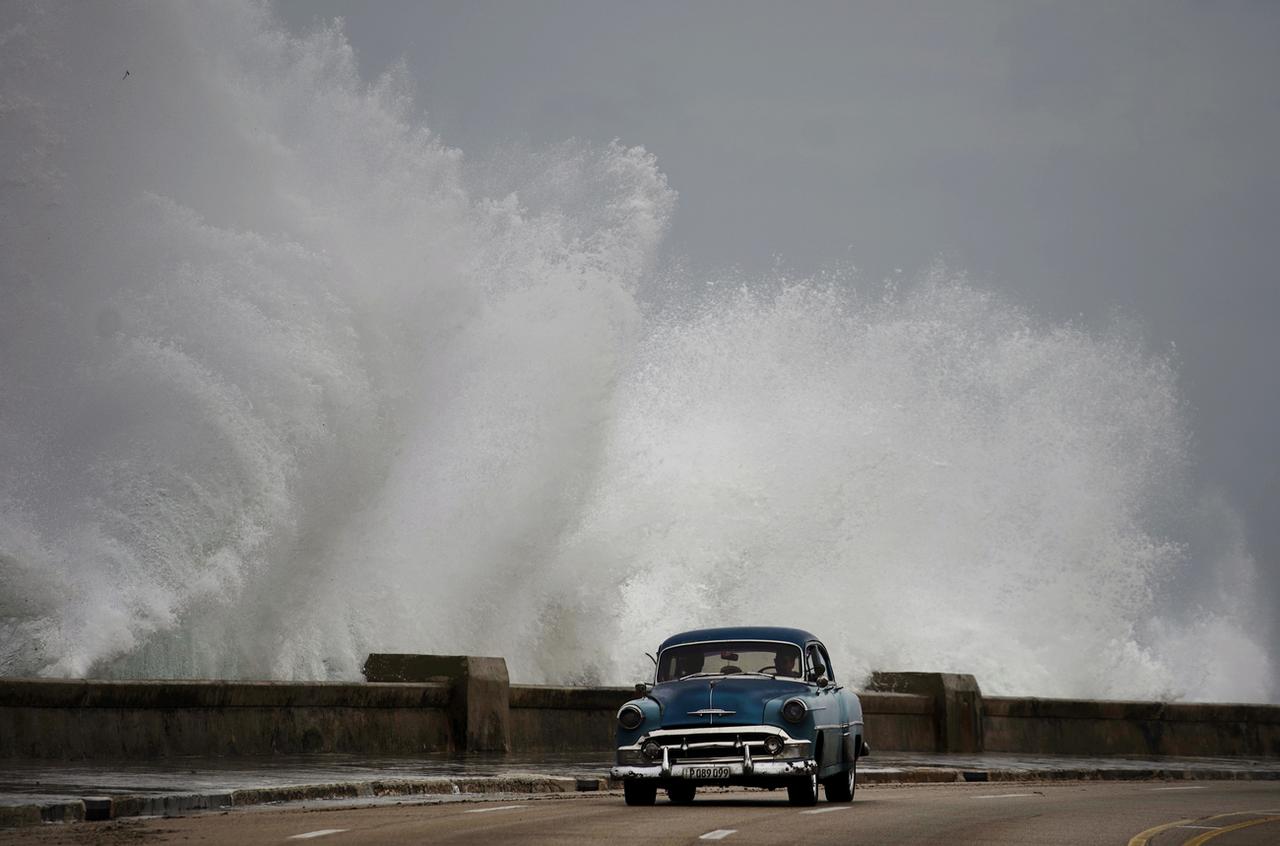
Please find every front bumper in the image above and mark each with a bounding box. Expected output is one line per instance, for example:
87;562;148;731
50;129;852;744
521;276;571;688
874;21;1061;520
611;758;816;780
611;724;816;782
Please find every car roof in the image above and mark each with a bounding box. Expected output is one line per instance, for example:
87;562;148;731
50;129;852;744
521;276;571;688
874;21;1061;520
657;626;819;651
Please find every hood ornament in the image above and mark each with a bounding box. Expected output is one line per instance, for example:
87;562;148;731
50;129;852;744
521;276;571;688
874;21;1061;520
687;678;736;723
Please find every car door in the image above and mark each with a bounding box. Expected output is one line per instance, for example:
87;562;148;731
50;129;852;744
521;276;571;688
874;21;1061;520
816;642;858;766
806;642;843;774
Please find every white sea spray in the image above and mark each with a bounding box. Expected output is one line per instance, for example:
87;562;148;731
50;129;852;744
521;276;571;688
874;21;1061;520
0;1;1270;702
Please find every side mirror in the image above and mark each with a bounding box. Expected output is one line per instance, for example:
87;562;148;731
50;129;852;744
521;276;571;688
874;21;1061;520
816;675;829;688
635;682;650;694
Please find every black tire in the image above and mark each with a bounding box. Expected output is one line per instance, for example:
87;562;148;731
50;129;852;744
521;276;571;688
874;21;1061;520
787;772;820;806
822;757;857;802
666;783;697;804
624;781;657;806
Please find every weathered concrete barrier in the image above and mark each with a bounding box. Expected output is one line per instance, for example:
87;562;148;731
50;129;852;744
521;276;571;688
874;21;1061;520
3;658;1277;760
867;672;985;753
505;685;940;754
362;654;510;752
509;684;634;752
984;696;1280;758
0;678;451;759
860;690;937;752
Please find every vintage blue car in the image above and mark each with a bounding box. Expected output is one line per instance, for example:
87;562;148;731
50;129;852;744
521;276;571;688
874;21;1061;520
610;626;868;806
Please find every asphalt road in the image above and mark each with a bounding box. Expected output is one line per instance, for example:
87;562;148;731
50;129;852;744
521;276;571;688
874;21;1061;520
5;781;1279;845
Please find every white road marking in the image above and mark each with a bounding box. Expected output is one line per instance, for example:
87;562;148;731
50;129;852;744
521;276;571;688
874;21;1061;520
1151;786;1207;791
288;831;348;840
800;806;852;815
463;804;527;813
699;830;737;840
971;793;1037;799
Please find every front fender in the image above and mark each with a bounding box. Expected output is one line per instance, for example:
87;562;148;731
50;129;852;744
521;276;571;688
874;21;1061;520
762;691;820;744
615;696;663;746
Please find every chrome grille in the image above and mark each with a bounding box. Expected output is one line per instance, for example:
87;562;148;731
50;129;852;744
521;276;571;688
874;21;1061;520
652;730;782;763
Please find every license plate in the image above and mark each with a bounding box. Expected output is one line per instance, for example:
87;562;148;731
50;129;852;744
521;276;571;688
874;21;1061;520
681;766;732;779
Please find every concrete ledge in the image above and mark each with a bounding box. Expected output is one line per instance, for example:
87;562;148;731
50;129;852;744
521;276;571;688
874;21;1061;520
860;692;937;752
7;766;1280;827
363;655;510;752
868;672;985;753
0;678;454;758
509;685;631;753
0;799;85;826
0;805;42;828
0;679;450;709
0;775;590;828
861;692;936;715
0;705;455;758
856;766;1280;786
985;697;1280;723
984;695;1280;757
510;685;634;710
859;768;968;784
4;665;1278;761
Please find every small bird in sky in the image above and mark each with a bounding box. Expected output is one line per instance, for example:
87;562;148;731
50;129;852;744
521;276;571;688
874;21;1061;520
122;70;130;80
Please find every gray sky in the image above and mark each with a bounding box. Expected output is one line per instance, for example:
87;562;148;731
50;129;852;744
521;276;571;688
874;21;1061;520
276;0;1280;630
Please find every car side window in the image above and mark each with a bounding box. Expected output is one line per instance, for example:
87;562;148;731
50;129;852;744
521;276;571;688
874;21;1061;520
817;644;835;682
805;643;836;683
806;644;826;681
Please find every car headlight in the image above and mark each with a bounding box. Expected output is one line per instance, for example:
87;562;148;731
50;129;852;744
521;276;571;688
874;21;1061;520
781;697;808;723
642;740;662;760
763;735;784;754
618;704;645;730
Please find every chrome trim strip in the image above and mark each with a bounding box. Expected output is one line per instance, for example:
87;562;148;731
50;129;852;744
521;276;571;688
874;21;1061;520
644;725;796;739
616;703;644;727
674;740;770;749
618;726;812;751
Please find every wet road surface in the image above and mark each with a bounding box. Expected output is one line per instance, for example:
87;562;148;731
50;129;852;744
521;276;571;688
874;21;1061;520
4;780;1279;845
4;751;1275;806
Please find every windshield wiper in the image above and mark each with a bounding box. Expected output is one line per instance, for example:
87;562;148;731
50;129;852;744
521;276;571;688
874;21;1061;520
676;671;776;680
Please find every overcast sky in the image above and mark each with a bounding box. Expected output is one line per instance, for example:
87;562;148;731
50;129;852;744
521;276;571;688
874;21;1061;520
276;0;1280;627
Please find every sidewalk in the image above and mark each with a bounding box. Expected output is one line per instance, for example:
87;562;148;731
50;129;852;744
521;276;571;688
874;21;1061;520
3;751;1277;827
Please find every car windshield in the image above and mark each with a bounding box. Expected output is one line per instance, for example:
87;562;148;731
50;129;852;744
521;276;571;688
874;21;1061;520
657;641;805;682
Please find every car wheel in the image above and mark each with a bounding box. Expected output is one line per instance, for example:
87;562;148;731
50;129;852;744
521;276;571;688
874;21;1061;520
623;781;657;806
666;783;696;804
822;757;856;803
786;773;819;806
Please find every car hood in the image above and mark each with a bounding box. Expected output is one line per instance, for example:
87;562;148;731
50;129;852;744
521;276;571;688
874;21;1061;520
649;676;805;728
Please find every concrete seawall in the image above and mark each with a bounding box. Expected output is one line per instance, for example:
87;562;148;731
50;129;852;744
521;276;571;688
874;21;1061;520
2;658;1276;760
0;678;451;758
506;686;937;754
985;696;1280;758
509;684;633;753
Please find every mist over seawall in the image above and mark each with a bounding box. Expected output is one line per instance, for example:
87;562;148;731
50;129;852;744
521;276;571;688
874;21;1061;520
0;2;1273;703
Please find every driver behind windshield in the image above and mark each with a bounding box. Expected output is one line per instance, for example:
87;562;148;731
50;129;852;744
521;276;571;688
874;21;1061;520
773;648;800;678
